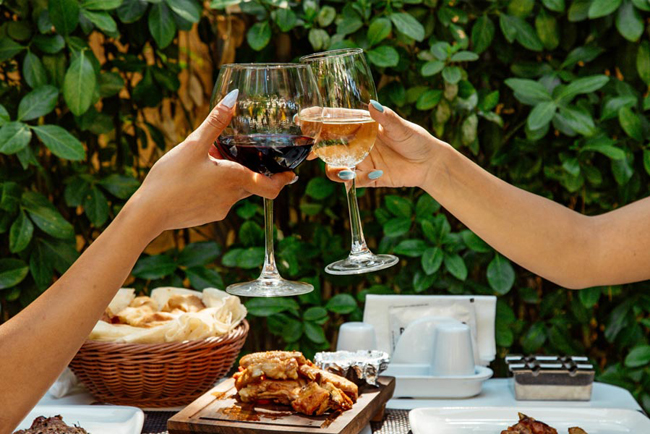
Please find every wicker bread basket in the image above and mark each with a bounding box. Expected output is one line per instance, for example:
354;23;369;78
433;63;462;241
69;319;249;408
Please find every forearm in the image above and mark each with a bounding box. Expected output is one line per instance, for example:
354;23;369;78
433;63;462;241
422;142;597;289
0;196;160;432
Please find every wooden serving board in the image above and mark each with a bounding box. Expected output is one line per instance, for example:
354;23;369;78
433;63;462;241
168;376;395;434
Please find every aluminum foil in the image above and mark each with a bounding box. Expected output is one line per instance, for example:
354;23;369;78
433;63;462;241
314;350;390;386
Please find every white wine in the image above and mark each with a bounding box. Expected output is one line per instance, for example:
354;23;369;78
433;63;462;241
300;109;378;168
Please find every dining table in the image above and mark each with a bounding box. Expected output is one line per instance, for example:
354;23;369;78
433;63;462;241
34;377;644;434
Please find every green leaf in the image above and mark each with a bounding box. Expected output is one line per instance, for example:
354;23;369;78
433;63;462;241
9;211;34;253
415;194;440;218
421;61;445;77
185;266;223;290
326;293;357;314
0;258;29;290
644;150;650;175
624;345;650;368
557;106;596;136
522;322;547;353
148;3;176;48
37;238;79;275
442;66;462;84
385;195;413;218
246;297;299;317
366;46;399;68
22;191;75;239
80;10;117;32
305;177;335;200
555;75;609;102
505;78;552;104
451;51;479;62
431;41;451;60
304;306;328;321
276;9;297;32
422;247;443;275
63;50;97;116
416;89;443;110
471;15;495;54
384;217;411;237
535;9;560;50
367;18;392;46
527;101;557;130
542;0;565;12
117;0;148;23
421;219;438;243
1;183;22;212
98;72;125;97
389;12;425;42
33;35;65;54
512;16;543;52
304;321;327;343
618;107;643;141
237;247;264;268
0;105;9;127
461;113;478;146
461;230;492;252
165;0;200;22
394;239;428;257
0;122;32;155
579;287;601;308
132;254;176;279
99;174;139;198
616;0;643;42
336;17;363;35
81;0;123;9
32;125;85;160
508;0;535;17
581;136;625;160
638;41;650;85
317;6;336;27
83;186;109;226
444;253;467;280
308;29;330;51
568;0;591;21
0;37;25;62
247;21;271;51
23;52;48;89
239;220;263;246
487;254;515;294
178;241;221;267
17;85;59;121
49;0;80;35
633;0;650;10
30;241;53;290
589;0;622;18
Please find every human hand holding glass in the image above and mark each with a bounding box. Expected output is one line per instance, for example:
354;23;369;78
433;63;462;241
210;63;322;297
300;49;399;275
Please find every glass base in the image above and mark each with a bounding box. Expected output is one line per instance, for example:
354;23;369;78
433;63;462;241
226;277;314;297
325;253;399;275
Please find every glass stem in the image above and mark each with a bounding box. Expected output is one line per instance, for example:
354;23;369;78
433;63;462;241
259;198;281;281
345;167;371;258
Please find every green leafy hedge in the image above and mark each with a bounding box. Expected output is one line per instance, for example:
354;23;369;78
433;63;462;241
2;0;650;411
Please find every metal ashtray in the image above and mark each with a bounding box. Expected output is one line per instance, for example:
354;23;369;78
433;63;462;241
314;350;390;386
506;354;595;401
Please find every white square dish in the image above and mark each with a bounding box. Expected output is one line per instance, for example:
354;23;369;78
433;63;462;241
409;407;650;433
16;405;144;434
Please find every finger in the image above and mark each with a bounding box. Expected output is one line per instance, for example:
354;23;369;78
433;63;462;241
368;100;413;142
241;170;296;200
323;166;375;187
191;89;238;149
307;150;318;161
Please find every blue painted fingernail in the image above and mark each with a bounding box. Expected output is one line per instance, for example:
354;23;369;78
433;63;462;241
289;175;299;185
369;99;384;113
368;170;383;180
338;170;356;180
221;89;239;108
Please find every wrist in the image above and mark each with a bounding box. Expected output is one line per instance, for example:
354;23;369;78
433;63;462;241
118;191;164;244
418;136;450;191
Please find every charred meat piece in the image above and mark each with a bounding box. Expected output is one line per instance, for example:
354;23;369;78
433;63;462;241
13;415;88;434
290;382;331;416
234;357;300;389
501;413;558;434
568;428;588;434
240;351;306;368
322;382;354;411
238;379;304;406
298;361;358;402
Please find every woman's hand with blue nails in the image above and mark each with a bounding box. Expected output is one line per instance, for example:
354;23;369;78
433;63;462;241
322;101;445;189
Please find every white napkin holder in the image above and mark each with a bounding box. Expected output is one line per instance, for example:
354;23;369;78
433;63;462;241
361;295;496;398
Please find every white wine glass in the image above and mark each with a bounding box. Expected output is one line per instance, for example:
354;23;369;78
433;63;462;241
300;49;399;275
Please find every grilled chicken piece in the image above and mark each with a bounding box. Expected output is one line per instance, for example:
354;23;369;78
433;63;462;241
298;361;358;402
322;381;354;411
234;357;300;389
238;379;304;405
501;413;558;434
568;428;588;434
13;415;88;434
240;351;306;368
290;382;331;416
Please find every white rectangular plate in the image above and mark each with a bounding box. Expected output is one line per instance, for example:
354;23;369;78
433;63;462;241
409;407;650;434
16;405;144;434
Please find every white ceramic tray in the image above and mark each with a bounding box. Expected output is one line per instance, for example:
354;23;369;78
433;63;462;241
384;365;493;398
16;405;144;434
409;407;650;434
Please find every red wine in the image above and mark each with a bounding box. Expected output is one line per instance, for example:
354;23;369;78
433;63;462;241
216;134;314;175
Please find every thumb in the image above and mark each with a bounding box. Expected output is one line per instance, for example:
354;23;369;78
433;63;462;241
240;170;296;200
368;100;413;142
192;89;239;149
